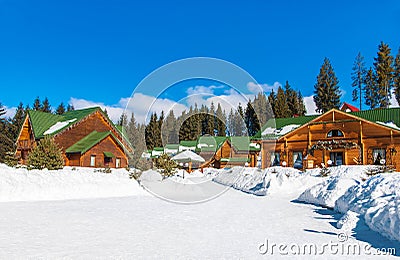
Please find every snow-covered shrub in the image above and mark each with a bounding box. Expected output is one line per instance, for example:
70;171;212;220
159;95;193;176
154;153;177;178
27;136;64;170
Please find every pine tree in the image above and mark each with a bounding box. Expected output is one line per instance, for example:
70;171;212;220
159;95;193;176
117;113;128;127
207;102;216;135
235;103;246;136
215;103;226;136
373;42;394;108
33;96;42;111
244;101;260;136
55;102;66;115
11;102;25;140
154;153;177;178
0;103;15;163
227;108;235;136
163;110;178;144
268;89;276;116
296;91;306;116
351;52;367;110
145;113;162;150
275;86;291;118
42;97;52;113
313;58;341;113
126;112;151;170
67;104;75;112
0;102;6;121
27;136;64;170
364;67;379;109
394;48;400;105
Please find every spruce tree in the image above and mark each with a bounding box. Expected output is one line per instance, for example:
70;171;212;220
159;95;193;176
394;48;400;105
364;68;379;109
373;42;394;108
351;52;367;110
215;103;226;136
33;96;42;111
244;101;260;136
127;112;151;170
275;86;291;118
42;97;52;113
235;103;246;136
11;102;25;140
0;104;15;163
67;104;75;112
207;102;216;135
268;89;276;116
27;136;64;170
296;91;306;116
145;113;162;150
313;58;341;113
56;102;66;115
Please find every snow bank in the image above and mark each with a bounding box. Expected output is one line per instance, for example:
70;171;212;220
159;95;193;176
297;166;368;208
335;173;400;241
213;166;322;196
0;164;147;202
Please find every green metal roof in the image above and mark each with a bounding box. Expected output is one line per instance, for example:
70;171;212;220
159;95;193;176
66;131;123;154
179;140;197;147
153;147;164;151
103;151;115;158
195;136;227;152
27;107;100;139
350;107;400;129
165;144;179;149
228;136;260;151
220;157;250;163
256;107;400;140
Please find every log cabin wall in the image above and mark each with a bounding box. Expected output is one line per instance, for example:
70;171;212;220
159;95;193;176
54;111;121;153
15;117;36;164
261;110;400;170
80;136;128;168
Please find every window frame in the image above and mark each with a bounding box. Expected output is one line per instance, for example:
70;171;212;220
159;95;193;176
327;129;344;138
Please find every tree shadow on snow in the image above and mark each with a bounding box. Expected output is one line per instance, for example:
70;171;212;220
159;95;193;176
291;200;400;257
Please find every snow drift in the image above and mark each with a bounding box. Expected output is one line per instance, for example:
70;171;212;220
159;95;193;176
297;166;368;208
335;173;400;241
213;166;322;196
0;164;148;202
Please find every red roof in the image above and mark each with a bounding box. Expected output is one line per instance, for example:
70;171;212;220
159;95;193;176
340;102;359;112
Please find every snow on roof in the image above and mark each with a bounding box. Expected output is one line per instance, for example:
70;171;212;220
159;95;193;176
261;124;300;136
376;121;400;130
43;118;77;135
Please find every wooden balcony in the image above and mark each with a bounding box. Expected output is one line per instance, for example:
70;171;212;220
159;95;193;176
17;140;34;150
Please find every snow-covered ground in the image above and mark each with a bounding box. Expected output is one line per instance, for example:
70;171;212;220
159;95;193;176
0;164;147;202
0;164;399;258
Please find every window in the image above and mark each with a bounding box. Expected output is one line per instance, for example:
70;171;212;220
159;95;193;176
116;158;121;168
293;152;303;169
372;148;386;165
327;129;344;138
271;152;280;166
90;155;96;167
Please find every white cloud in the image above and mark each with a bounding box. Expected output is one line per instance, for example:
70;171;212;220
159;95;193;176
303;95;320;115
247;82;281;94
184;85;252;113
1;106;17;119
70;94;188;124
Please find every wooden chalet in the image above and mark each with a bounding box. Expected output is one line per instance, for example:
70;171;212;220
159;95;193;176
258;108;400;170
201;136;261;169
15;107;133;168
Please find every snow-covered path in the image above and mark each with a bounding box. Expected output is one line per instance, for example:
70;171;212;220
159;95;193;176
0;187;397;259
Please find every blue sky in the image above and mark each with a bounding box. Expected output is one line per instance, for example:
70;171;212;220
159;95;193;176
1;0;399;121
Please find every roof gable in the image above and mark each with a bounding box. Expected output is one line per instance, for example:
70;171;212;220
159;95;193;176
27;107;100;139
279;108;400;141
65;130;124;154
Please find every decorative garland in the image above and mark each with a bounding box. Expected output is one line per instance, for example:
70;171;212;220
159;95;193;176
310;140;358;151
